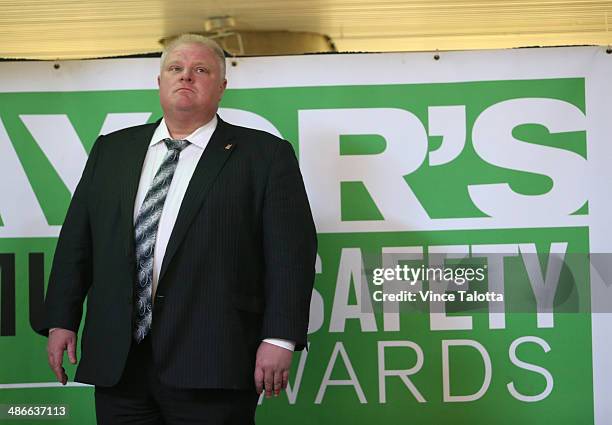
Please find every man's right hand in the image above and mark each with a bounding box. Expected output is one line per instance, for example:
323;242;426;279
46;328;77;385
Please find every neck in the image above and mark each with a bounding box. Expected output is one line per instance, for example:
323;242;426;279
164;111;215;139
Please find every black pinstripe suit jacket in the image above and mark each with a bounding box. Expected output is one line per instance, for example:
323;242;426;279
40;116;317;389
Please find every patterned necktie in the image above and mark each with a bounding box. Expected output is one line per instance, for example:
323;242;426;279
133;138;190;343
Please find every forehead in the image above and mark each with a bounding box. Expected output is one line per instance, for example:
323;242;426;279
166;43;217;64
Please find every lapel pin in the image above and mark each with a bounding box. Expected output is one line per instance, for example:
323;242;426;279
224;144;233;150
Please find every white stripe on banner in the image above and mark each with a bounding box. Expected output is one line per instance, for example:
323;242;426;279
0;382;92;389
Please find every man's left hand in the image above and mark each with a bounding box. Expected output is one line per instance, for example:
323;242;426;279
254;341;293;398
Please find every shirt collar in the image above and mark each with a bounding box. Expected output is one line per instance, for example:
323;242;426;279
150;115;218;150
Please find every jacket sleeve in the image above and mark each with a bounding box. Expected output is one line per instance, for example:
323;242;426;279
37;136;104;337
260;139;317;351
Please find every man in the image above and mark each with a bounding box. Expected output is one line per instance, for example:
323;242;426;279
41;34;317;424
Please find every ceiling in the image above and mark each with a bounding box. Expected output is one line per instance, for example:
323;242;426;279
1;0;611;60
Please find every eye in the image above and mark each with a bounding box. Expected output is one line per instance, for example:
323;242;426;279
168;65;182;72
195;67;208;74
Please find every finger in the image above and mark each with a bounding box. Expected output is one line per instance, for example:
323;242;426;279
47;348;56;368
67;338;77;364
282;370;289;390
273;371;282;396
51;365;65;384
254;367;264;395
264;368;273;398
47;341;66;384
51;367;62;383
48;349;62;371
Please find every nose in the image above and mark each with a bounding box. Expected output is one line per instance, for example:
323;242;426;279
180;69;193;82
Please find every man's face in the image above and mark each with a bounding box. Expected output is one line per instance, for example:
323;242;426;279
158;43;227;119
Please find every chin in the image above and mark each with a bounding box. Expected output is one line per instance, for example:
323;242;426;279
172;101;196;111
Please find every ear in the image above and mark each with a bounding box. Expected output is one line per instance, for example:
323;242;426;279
157;75;161;87
219;79;228;100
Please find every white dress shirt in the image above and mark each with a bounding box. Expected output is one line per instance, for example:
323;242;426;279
133;116;295;352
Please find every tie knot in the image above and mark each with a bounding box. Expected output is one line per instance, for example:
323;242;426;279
163;138;190;152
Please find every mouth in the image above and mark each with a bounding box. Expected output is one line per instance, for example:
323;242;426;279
175;87;194;93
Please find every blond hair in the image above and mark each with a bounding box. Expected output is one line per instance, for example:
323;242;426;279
160;34;226;79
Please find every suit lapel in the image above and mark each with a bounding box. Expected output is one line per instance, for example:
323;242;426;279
158;117;237;283
119;121;160;262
